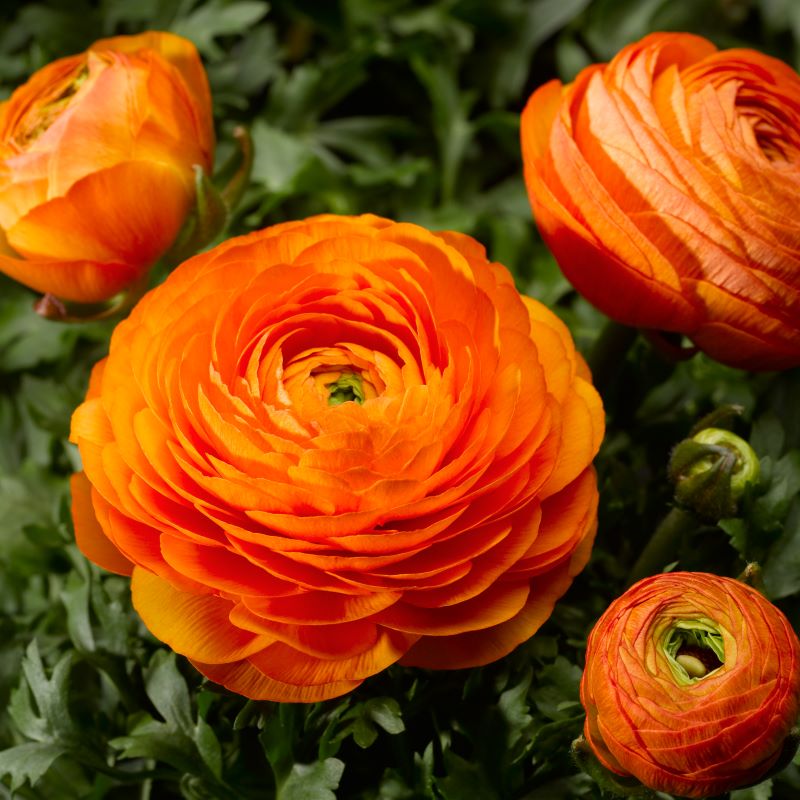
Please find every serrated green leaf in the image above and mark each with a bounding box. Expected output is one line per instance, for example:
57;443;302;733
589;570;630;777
250;120;316;194
278;758;344;800
0;742;69;791
11;641;75;742
498;667;533;749
365;697;405;735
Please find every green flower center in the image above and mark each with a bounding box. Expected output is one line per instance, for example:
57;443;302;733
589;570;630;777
662;619;724;685
326;372;365;406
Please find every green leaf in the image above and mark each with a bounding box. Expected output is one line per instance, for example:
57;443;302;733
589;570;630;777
0;279;77;372
250;120;316;194
195;716;223;779
9;641;75;742
435;751;496;800
0;742;69;791
498;667;533;749
731;778;773;800
145;651;193;735
490;0;592;106
172;0;270;58
410;57;474;205
751;412;785;461
364;697;405;736
60;571;94;653
110;725;199;775
583;0;667;60
278;758;345;800
763;499;800;598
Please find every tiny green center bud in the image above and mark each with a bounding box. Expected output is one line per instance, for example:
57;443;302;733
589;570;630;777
326;372;365;406
661;619;725;686
668;426;760;521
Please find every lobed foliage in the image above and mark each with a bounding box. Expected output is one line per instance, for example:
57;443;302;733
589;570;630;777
1;0;800;797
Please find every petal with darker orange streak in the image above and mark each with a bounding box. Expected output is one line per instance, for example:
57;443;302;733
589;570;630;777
131;568;272;663
191;657;362;703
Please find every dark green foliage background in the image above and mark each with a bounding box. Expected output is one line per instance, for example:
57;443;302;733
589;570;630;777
1;0;799;797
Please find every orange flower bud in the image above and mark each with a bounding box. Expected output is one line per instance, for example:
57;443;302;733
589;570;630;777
581;572;800;797
0;32;214;303
69;214;604;703
521;33;800;370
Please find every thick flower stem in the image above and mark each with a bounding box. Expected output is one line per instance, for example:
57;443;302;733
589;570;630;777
587;320;638;395
627;507;697;587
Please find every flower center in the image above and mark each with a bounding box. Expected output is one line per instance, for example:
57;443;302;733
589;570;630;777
325;371;365;406
663;619;724;684
14;63;89;149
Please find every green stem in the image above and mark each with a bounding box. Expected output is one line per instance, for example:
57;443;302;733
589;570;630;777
627;507;697;587
587;321;637;395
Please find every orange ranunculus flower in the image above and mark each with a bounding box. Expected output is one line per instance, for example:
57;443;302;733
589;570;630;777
521;32;800;371
581;572;800;798
0;31;213;303
70;214;604;702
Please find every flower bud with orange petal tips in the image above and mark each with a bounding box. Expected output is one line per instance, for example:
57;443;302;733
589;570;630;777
0;31;214;304
581;572;800;798
69;214;604;703
521;33;800;370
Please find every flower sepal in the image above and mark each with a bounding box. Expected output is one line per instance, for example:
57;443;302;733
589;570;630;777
166;126;254;265
571;737;655;799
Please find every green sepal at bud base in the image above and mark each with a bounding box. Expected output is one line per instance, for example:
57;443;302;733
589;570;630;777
166;165;228;264
34;272;149;323
669;427;760;522
165;127;253;265
571;737;656;799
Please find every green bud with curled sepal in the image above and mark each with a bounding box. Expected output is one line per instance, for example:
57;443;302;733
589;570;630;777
669;427;760;522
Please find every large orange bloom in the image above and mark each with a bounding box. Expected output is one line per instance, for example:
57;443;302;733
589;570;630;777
0;32;213;303
581;572;800;798
521;33;800;370
70;214;603;702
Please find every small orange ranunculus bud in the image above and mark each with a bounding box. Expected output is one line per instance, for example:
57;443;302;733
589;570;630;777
581;572;800;798
521;32;800;371
0;32;214;303
70;214;604;703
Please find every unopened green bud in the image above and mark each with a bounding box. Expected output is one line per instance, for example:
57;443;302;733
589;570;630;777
669;427;760;521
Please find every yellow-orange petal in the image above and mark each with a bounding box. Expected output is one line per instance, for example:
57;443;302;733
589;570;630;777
130;568;272;663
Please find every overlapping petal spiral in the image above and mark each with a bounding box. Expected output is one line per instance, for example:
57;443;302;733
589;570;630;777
581;572;800;798
70;214;603;702
0;31;213;302
522;32;800;370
